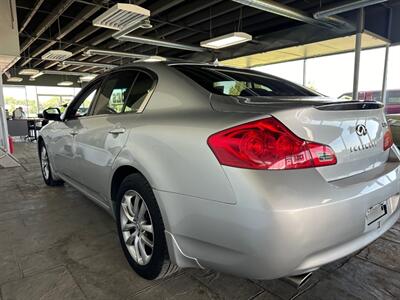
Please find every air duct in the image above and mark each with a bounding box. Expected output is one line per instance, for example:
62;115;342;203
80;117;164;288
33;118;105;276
29;69;95;80
314;0;388;19
117;35;204;52
84;49;148;59
231;0;353;30
62;60;117;69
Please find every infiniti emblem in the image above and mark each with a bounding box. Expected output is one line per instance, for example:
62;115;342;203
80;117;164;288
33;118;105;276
355;124;368;136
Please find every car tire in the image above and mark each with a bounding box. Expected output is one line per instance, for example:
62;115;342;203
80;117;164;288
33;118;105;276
39;142;64;186
116;173;179;280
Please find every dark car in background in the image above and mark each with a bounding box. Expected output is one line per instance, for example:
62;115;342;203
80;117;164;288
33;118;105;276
339;90;400;145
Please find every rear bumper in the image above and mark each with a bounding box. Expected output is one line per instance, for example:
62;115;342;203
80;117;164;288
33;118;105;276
155;161;400;280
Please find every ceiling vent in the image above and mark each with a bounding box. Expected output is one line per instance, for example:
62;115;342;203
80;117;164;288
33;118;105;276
42;50;73;61
93;3;150;30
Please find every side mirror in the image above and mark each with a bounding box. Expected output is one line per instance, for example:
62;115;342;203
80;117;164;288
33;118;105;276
43;108;61;121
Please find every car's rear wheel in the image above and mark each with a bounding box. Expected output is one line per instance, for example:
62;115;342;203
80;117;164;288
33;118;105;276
116;173;178;280
39;143;64;186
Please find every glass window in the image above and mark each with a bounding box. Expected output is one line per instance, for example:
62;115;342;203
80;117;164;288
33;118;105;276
173;65;316;97
93;71;137;115
93;70;153;115
124;72;154;112
67;81;101;118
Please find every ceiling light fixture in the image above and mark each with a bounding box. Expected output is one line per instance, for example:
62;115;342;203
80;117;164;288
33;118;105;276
7;77;23;82
42;50;73;61
79;75;97;82
93;3;150;31
200;32;252;49
30;71;44;79
57;81;74;86
141;56;166;62
18;68;40;76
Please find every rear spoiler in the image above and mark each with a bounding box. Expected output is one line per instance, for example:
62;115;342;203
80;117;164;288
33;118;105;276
315;101;383;111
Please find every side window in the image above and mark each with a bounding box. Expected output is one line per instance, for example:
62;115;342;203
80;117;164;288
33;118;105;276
67;81;101;119
124;72;154;112
93;71;138;115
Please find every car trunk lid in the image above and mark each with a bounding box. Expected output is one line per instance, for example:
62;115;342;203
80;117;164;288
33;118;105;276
211;95;390;181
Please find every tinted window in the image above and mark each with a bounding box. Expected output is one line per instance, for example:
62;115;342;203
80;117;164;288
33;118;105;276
93;71;136;115
173;65;316;97
124;72;154;112
93;70;154;115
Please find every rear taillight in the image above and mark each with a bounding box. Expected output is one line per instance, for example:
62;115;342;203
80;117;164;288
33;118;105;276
384;130;393;151
208;117;337;170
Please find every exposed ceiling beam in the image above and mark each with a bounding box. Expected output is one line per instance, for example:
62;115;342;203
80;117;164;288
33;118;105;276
20;0;76;53
18;0;45;34
57;5;101;40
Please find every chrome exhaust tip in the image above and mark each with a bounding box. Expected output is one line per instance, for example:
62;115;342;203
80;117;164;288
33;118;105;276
283;272;313;289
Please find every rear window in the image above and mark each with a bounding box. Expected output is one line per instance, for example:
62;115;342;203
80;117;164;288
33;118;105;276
173;65;317;97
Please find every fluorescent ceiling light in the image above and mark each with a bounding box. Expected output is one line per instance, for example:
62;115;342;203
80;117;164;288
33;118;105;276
7;77;23;82
42;50;73;61
84;49;148;59
18;68;39;76
142;56;166;62
57;81;74;86
200;32;252;49
93;3;150;31
79;75;97;82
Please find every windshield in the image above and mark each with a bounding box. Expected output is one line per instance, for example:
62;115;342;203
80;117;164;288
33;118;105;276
173;65;318;97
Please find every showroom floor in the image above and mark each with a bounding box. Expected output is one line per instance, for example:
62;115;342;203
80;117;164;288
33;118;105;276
0;142;399;300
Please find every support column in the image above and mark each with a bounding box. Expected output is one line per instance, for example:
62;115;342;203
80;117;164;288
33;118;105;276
381;8;392;106
0;74;10;152
352;8;365;101
302;59;307;86
382;45;390;105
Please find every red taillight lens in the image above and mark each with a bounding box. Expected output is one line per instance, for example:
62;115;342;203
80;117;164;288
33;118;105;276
208;117;337;170
383;130;393;151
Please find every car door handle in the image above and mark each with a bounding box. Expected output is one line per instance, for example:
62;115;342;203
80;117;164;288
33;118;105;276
108;128;126;135
70;130;78;136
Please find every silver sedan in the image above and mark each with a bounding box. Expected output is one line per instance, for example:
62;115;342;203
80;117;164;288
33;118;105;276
38;63;400;281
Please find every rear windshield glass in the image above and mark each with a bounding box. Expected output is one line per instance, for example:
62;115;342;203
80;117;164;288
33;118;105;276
173;65;317;97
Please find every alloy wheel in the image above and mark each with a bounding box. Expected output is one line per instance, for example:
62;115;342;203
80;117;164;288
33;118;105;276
120;190;154;265
40;146;50;180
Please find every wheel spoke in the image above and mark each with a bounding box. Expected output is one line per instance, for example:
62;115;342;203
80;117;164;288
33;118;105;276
126;230;138;245
134;234;141;262
140;234;153;248
121;202;134;222
125;195;135;217
132;195;139;217
138;238;150;264
122;222;137;231
141;224;153;234
137;200;147;223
